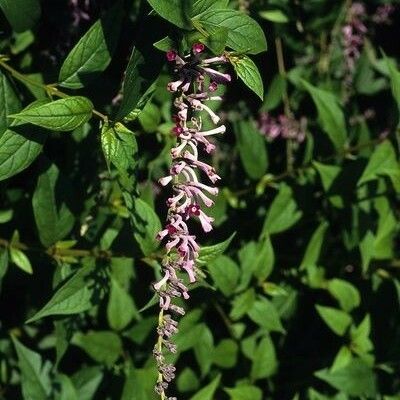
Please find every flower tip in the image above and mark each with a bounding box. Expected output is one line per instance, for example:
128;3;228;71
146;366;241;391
192;43;205;54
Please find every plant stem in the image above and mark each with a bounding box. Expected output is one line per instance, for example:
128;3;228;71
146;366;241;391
275;37;295;173
0;58;108;123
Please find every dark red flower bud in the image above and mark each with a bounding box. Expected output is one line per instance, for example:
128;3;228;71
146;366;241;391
166;50;177;62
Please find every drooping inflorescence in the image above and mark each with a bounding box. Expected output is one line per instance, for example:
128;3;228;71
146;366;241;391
152;44;231;399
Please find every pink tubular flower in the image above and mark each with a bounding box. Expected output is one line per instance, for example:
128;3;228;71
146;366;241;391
153;44;231;399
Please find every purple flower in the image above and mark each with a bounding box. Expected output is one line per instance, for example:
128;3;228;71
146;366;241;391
372;4;396;25
342;2;367;85
153;44;230;399
258;112;306;143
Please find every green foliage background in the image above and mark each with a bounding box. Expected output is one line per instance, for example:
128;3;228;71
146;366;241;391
0;0;400;399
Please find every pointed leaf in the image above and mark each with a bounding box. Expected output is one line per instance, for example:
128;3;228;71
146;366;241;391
315;305;352;336
230;54;264;99
32;162;75;247
302;80;347;150
197;232;236;265
27;265;94;323
107;278;137;331
11;336;51;400
0;69;21;134
10;247;32;274
193;9;267;55
10;97;93;132
190;375;221;400
59;5;122;88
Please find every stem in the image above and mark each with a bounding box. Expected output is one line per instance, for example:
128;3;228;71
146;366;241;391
0;58;108;123
275;37;294;173
156;308;166;400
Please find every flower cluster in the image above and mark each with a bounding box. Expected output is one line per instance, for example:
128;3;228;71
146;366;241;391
372;4;396;25
342;2;367;78
258;112;307;143
69;0;91;26
153;44;230;399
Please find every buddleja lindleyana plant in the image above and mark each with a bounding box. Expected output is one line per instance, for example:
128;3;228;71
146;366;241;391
153;44;232;398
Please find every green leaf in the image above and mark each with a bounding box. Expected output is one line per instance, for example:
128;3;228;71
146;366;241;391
57;374;78;400
107;278;137;331
59;5;122;88
10;247;32;274
32;162;75;248
208;255;240;296
259;10;289;23
247;297;284;332
11;336;51;400
0;69;21;134
190;375;221;400
177;368;200;393
0;209;13;223
0;101;46;181
350;315;373;356
313;161;341;192
213;339;238;368
385;56;400;112
374;204;397;259
146;0;193;29
138;102;161;133
302;80;347;150
0;0;41;32
234;120;268;180
199;25;229;55
9;97;93;132
230;288;256;320
194;324;214;377
115;47;162;121
253;234;274;281
132;198;162;256
300;221;329;270
72;367;103;400
327;279;361;312
313;162;343;208
101;122;138;173
230;55;264;99
27;265;94;323
191;0;229;16
73;331;122;367
262;74;286;111
315;305;352;336
250;335;277;380
193;9;267;55
360;230;375;273
153;36;176;52
358;140;399;187
225;385;263;400
0;249;9;290
331;346;353;372
121;368;158;400
262;183;302;235
197;232;235;266
315;359;377;397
